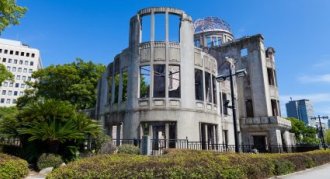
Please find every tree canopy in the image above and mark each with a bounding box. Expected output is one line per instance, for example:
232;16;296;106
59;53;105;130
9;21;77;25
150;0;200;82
18;59;106;110
0;0;26;33
0;64;14;86
287;117;319;144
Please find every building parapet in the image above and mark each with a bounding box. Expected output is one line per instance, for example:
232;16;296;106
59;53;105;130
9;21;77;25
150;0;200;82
242;116;291;129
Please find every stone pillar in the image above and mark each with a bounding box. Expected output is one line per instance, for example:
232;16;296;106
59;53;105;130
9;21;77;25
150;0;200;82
282;130;292;152
165;123;170;148
204;124;208;150
141;135;152;155
269;129;283;153
116;124;121;146
150;12;155;42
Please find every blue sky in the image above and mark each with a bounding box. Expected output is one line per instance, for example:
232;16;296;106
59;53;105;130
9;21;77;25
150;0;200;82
1;0;330;120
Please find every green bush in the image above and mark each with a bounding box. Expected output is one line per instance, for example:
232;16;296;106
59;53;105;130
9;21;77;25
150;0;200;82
0;153;29;179
48;149;330;179
117;144;140;155
37;153;63;170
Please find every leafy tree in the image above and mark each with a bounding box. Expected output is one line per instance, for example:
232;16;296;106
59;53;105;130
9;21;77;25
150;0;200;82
0;0;26;33
287;117;319;144
0;106;18;138
0;64;14;86
325;130;330;145
19;59;106;110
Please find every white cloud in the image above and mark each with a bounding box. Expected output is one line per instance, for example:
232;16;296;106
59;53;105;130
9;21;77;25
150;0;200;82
298;74;330;83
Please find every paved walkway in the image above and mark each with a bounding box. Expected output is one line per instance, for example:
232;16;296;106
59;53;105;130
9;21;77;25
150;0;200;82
276;163;330;179
24;171;45;179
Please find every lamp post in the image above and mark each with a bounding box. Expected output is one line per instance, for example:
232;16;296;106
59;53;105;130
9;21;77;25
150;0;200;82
311;115;329;149
216;59;247;153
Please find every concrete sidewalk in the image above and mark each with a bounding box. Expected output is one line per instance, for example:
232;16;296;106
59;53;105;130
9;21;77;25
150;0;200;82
275;163;330;179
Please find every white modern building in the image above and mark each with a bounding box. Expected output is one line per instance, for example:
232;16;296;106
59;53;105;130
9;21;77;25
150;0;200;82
0;38;42;107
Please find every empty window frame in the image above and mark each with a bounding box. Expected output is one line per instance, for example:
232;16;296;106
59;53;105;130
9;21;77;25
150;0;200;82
267;68;275;86
222;93;228;115
121;68;128;102
212;75;217;104
195;69;204;101
114;73;120;103
168;14;180;42
271;99;279;116
140;65;151;98
107;65;113;104
141;15;151;43
245;99;254;117
153;64;166;98
168;65;180;98
154;13;166;41
241;48;248;57
205;72;212;103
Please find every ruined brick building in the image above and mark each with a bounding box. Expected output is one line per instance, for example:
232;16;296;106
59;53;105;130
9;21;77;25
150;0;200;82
95;7;295;152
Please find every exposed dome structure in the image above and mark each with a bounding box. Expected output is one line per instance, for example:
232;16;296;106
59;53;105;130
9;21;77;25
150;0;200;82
194;17;232;34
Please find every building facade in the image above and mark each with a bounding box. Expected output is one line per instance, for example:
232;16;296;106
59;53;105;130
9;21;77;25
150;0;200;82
96;7;294;152
286;99;314;125
0;38;42;107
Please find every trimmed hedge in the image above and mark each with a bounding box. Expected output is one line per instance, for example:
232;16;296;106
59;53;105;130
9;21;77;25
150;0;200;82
37;153;64;170
48;150;330;179
0;153;29;179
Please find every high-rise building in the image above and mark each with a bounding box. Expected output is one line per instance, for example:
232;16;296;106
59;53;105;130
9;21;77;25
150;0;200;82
0;38;42;107
286;99;314;125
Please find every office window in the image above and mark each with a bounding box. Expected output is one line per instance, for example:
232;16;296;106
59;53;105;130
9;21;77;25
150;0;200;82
31;53;35;58
0;49;2;53
26;53;30;57
19;60;23;64
8;59;12;63
8;91;12;96
7;66;10;71
21;52;25;56
16;75;20;80
30;61;34;66
19;91;24;96
22;76;26;81
14;91;18;96
4;49;8;54
14;59;17;64
2;58;6;62
27;77;31;81
6;99;10;104
3;82;8;87
21;84;25;88
15;83;19;88
0;98;4;103
9;82;13;87
10;50;13;55
1;90;6;95
18;67;22;72
12;99;17;104
12;67;16;72
29;69;33;73
23;68;27;73
25;61;28;65
15;51;19;55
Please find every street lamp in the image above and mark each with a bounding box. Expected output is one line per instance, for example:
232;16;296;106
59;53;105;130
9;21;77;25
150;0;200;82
311;115;329;149
216;58;247;153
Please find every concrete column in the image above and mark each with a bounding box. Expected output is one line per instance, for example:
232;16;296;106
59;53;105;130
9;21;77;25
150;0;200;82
282;130;292;152
269;129;283;153
204;124;208;150
165;11;169;42
165;123;170;148
213;125;217;145
116;124;121;146
150;12;155;42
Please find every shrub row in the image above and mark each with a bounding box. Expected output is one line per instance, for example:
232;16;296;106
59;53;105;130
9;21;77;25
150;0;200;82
48;149;330;179
0;153;29;179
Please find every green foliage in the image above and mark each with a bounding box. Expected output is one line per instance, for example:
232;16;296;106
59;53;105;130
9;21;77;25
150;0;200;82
18;59;105;110
0;0;26;33
48;149;330;179
325;130;330;144
0;64;14;86
287;117;319;144
117;144;140;155
0;153;29;179
0;99;102;162
37;153;63;170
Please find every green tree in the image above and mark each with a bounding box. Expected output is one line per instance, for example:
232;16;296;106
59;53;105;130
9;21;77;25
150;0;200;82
287;117;319;144
0;64;14;86
0;0;26;33
0;106;18;138
18;59;106;110
325;130;330;144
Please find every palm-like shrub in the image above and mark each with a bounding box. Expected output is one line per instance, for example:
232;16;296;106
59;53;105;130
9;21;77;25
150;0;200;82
0;99;102;161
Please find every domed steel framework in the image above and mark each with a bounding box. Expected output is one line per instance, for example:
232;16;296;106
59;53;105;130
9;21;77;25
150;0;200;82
194;17;232;34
